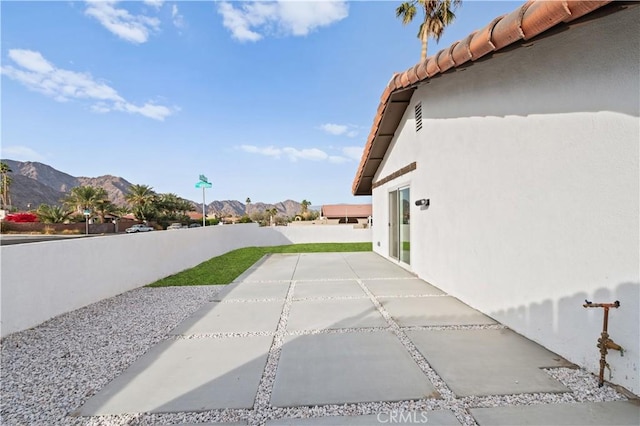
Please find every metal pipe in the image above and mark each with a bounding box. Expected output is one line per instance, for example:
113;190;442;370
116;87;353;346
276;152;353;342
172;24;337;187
583;300;623;387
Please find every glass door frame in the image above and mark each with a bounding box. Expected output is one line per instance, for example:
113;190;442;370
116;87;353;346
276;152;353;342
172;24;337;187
389;186;410;265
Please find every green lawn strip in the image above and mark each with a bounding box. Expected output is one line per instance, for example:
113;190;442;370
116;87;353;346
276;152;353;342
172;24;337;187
147;242;372;287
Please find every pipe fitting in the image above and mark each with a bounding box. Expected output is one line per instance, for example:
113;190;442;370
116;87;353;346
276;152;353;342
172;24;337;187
604;339;624;356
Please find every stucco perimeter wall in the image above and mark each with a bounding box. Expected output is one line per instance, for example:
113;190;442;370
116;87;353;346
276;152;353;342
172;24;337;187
273;224;371;243
0;224;371;337
372;7;639;394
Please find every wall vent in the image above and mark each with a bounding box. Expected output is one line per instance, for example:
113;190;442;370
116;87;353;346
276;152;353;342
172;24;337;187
415;102;423;132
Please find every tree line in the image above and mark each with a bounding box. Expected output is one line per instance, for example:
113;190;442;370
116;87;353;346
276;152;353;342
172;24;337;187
1;162;319;228
32;184;194;226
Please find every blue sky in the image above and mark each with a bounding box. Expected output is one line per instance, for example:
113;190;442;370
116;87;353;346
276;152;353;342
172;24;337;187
1;1;520;205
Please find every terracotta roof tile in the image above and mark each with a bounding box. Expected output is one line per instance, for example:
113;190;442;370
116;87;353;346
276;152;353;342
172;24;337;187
437;43;457;72
426;55;441;77
468;15;501;60
352;0;615;196
491;2;529;49
322;204;372;219
415;61;429;80
407;64;421;85
451;32;475;65
400;70;411;87
392;73;404;90
563;0;612;22
521;1;571;40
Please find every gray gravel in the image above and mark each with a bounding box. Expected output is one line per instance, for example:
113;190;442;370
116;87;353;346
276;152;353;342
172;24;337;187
1;282;630;426
0;285;220;426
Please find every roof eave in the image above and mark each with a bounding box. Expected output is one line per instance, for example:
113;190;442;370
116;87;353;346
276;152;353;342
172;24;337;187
351;0;614;196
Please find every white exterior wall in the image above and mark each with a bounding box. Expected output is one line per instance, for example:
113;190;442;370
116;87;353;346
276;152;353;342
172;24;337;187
274;224;371;243
371;7;639;394
0;224;370;337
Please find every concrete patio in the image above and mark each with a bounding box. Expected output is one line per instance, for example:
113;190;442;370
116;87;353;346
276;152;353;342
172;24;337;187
78;252;638;425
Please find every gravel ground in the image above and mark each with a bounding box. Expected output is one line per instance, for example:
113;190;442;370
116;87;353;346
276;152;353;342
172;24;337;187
0;282;630;426
0;286;220;426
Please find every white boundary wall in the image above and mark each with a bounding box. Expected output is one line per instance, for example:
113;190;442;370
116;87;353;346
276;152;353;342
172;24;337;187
371;7;639;395
0;224;370;337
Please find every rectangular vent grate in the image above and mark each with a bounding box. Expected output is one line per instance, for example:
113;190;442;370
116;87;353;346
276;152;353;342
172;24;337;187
415;102;423;132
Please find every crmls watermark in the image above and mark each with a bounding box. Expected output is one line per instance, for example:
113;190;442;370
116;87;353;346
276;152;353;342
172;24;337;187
376;411;429;424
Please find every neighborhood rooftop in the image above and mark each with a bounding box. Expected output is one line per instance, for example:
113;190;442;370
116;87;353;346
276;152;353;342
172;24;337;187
352;0;615;196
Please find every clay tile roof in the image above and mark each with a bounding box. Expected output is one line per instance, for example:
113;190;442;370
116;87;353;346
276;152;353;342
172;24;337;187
436;43;457;72
490;2;530;49
468;15;501;60
352;0;614;196
425;55;441;77
520;1;571;39
451;32;474;65
415;61;429;80
321;204;372;219
407;64;421;85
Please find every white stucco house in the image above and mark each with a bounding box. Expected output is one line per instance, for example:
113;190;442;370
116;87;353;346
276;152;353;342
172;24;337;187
353;1;639;395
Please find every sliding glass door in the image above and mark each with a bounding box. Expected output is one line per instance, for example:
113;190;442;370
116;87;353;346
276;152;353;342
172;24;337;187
389;187;410;265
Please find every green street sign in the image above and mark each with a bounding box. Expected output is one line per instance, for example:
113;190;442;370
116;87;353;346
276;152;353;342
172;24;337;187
195;181;212;189
199;174;209;184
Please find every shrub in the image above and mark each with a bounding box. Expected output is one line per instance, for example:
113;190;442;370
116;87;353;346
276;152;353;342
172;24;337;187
5;212;38;222
61;229;81;235
238;215;252;223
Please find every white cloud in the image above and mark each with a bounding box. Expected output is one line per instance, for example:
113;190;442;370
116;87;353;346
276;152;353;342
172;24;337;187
328;155;348;164
319;123;348;135
143;0;164;9
172;4;185;29
8;49;54;74
84;0;161;44
240;145;283;158
319;122;359;137
1;49;174;121
341;146;364;161
0;145;46;162
240;144;354;164
218;1;348;42
217;2;263;42
240;145;330;162
282;147;327;162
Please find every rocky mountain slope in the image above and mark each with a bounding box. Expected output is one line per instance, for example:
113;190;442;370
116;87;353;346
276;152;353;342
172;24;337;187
1;159;306;216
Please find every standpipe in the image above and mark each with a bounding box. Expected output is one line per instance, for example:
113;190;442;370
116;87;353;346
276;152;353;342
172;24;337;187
583;300;624;387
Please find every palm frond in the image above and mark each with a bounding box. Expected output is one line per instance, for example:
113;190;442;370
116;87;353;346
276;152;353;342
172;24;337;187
396;2;417;25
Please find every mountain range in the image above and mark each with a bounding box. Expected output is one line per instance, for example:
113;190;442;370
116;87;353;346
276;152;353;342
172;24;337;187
1;159;306;217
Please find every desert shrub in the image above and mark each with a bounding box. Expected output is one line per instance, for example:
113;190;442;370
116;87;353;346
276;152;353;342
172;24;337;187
5;212;38;222
238;215;252;223
61;229;81;235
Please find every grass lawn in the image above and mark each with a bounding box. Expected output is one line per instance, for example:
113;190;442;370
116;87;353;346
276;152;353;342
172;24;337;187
147;242;372;287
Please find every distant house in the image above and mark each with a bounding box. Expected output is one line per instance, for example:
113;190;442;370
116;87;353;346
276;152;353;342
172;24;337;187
352;1;639;395
187;211;204;221
321;204;372;224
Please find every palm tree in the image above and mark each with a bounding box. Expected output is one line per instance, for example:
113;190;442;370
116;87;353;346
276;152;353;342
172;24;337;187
266;207;278;226
396;0;461;61
155;193;193;221
300;200;311;215
62;185;109;216
0;162;12;209
36;204;73;224
245;197;251;215
125;184;157;221
94;199;117;223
